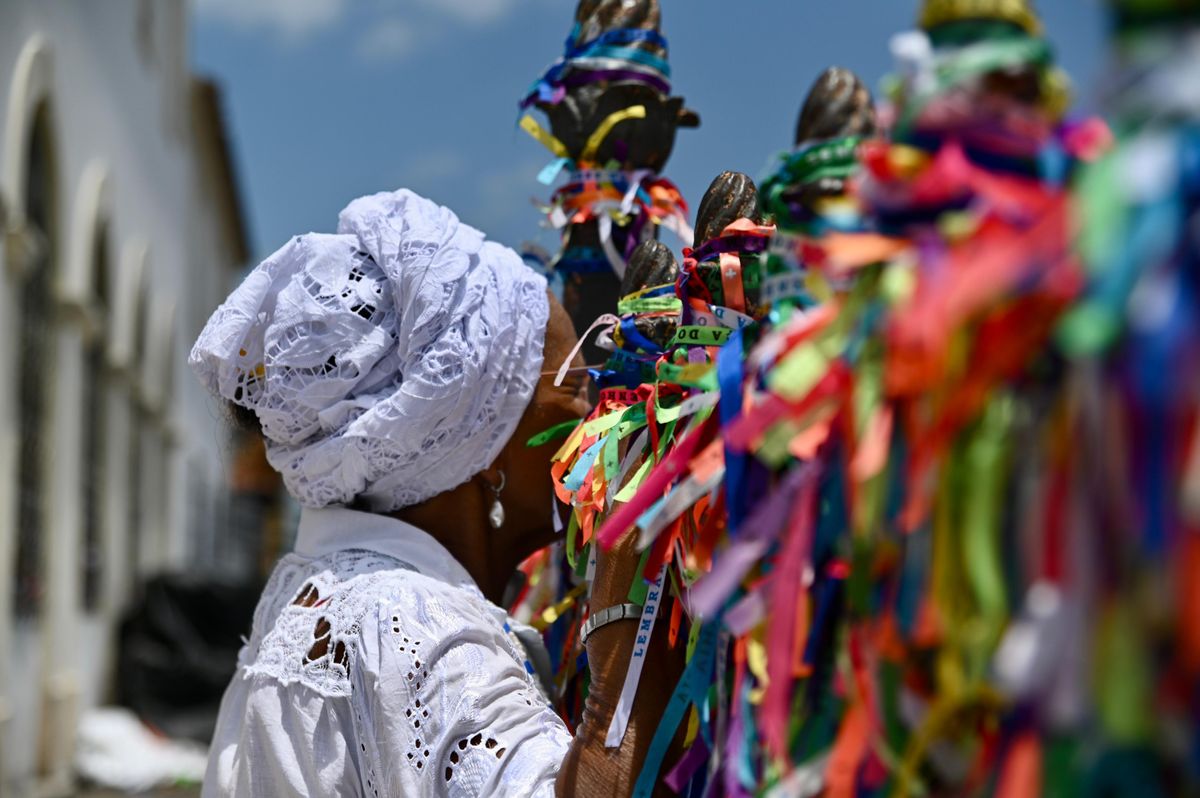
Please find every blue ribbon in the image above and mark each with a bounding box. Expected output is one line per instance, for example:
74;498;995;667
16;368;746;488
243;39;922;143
620;316;664;355
607;347;658;376
563;28;669;63
579;45;671;77
564;440;603;491
631;621;720;798
522;27;671;108
718;330;748;536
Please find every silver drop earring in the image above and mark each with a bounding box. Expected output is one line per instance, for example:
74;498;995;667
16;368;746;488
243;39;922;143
488;471;507;529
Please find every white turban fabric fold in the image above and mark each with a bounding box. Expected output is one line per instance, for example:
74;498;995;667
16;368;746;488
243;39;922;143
190;189;550;512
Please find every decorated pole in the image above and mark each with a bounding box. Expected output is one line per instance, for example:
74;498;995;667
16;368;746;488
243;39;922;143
519;0;698;362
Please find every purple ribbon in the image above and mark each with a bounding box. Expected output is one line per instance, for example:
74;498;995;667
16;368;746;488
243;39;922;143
689;466;814;619
690;234;771;264
664;737;710;793
561;68;671;96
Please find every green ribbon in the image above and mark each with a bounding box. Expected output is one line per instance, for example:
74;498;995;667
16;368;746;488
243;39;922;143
656;361;718;391
671;325;732;348
602;428;621;484
617;295;683;315
962;398;1011;650
763;137;863;193
527;418;582;447
565;511;580;570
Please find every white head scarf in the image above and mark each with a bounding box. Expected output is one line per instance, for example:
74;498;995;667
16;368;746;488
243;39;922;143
190;189;550;511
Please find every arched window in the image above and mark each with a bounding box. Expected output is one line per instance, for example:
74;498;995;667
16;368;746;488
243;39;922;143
81;221;110;611
14;102;56;619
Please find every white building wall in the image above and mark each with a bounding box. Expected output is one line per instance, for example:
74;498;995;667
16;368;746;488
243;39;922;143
0;2;248;795
0;180;17;792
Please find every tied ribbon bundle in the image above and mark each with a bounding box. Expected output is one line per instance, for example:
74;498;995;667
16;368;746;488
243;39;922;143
759;136;866;233
886;22;1076;175
516;277;684;723
539;37;1200;793
520;25;672;110
677;219;776;326
587;134;1106;792
526;17;1200;797
1045;35;1200;794
759;136;910;305
548;165;691;277
636;39;1150;789
520;110;693;277
543;220;775;777
692;135;1095;794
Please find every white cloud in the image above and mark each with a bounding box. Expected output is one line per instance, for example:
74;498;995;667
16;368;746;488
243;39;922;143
408;0;556;26
401;149;469;186
356;19;419;62
416;0;518;25
193;0;348;39
195;0;557;45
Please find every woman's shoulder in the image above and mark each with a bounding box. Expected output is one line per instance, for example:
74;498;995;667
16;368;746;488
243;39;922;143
356;563;518;686
240;549;497;699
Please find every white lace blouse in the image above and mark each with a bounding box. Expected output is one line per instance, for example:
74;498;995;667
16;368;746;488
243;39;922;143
203;507;570;797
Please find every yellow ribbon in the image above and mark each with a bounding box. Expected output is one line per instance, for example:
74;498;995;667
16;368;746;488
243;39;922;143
532;583;589;631
582;105;647;163
519;115;569;159
747;636;770;704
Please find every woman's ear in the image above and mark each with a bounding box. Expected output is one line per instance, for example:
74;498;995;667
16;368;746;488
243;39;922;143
478;465;506;494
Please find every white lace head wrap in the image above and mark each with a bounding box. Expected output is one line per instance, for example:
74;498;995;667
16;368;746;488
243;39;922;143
190;189;550;511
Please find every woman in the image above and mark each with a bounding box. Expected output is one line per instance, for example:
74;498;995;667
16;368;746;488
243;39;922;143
192;189;679;797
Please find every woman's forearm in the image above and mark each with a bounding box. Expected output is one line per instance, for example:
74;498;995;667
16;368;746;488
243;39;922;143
557;532;686;796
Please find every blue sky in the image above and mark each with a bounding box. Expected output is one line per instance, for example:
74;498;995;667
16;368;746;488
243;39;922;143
192;0;1109;263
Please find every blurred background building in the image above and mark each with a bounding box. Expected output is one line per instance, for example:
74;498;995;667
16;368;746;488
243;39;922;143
0;2;262;795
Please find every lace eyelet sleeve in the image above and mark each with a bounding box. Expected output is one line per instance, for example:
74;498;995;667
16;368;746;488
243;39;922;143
362;576;571;798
